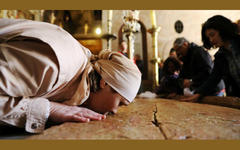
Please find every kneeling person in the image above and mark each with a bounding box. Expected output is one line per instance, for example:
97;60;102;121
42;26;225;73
0;18;141;133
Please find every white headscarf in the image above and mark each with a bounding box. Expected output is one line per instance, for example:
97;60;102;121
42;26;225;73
65;50;142;105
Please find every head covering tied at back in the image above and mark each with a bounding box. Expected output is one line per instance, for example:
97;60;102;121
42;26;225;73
65;50;142;106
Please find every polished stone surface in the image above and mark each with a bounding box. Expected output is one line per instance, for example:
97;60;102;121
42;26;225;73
28;98;240;140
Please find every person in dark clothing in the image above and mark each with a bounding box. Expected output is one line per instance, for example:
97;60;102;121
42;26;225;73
158;59;164;83
173;37;225;96
181;15;240;102
158;48;182;83
156;56;183;97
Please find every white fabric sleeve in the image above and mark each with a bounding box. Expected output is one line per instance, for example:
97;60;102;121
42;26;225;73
0;96;50;133
25;97;50;133
0;37;59;133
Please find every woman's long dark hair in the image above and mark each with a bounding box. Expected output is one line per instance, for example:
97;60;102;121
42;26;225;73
201;15;239;49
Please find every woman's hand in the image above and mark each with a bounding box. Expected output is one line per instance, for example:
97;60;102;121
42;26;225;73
166;93;177;99
49;102;106;123
179;94;201;102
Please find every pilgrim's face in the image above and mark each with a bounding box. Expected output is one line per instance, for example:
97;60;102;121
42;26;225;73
205;28;224;48
86;80;130;115
174;42;188;57
120;42;128;53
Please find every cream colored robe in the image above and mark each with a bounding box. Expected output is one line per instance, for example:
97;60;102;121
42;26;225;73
0;19;91;133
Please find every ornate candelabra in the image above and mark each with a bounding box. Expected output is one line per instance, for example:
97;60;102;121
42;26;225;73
122;10;140;61
102;10;116;50
148;10;161;90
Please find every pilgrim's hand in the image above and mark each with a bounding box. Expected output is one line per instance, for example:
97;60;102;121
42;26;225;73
166;93;177;99
49;102;106;123
179;94;200;102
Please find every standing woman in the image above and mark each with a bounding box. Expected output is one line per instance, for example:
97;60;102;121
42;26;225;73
181;15;240;102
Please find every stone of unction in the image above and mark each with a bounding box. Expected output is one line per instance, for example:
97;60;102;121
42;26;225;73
28;98;240;140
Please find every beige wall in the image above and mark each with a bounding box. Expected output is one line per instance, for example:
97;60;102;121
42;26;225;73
102;10;240;86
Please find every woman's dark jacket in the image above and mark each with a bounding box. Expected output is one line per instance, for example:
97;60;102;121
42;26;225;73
196;37;240;97
180;43;225;95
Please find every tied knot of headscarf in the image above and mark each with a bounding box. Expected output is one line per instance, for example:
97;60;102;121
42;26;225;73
89;49;113;66
64;49;142;106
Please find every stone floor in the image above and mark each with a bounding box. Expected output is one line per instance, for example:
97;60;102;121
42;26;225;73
27;98;240;140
